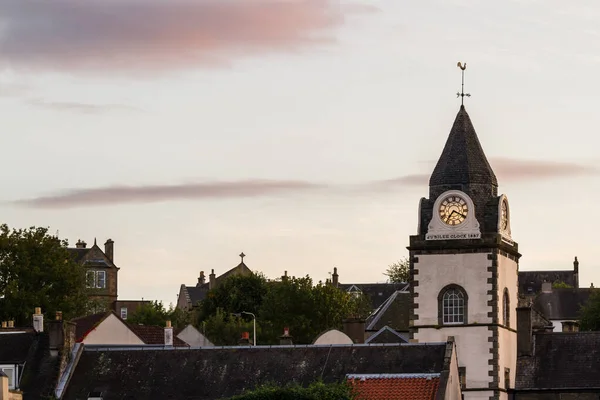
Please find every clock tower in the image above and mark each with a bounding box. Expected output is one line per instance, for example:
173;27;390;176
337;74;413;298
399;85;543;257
408;105;520;400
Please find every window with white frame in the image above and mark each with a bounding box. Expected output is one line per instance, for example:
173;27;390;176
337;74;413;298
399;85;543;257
86;270;107;289
439;285;468;325
120;307;128;320
0;365;16;389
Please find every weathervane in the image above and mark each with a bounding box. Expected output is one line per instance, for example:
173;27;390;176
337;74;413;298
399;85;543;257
456;61;470;105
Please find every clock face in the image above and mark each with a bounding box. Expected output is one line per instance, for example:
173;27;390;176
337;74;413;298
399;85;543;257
500;199;509;230
439;195;468;226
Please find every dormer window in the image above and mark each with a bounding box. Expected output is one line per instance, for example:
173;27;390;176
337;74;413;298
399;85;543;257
86;270;106;289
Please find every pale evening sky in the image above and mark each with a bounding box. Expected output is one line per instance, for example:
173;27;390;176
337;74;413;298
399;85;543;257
1;0;599;306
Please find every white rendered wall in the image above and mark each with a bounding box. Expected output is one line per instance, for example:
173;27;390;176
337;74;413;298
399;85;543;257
82;313;144;345
414;253;492;326
416;326;492;389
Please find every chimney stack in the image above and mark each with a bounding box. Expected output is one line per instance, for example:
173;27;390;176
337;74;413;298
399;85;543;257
164;320;173;346
541;281;552;293
573;256;579;288
342;318;366;344
33;307;44;333
209;269;216;290
332;267;339;287
0;370;10;400
75;239;87;249
279;327;293;346
197;271;206;286
104;239;114;262
239;331;251;345
282;271;288;282
517;307;533;356
49;311;64;357
561;320;580;332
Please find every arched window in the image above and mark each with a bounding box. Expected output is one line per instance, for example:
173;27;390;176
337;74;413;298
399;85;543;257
438;285;468;325
503;288;510;327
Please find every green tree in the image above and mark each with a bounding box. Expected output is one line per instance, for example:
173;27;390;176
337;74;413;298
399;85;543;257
0;224;88;325
384;257;410;283
552;280;574;289
128;301;190;328
203;308;256;346
197;273;268;322
259;276;369;344
225;381;355;400
579;289;600;331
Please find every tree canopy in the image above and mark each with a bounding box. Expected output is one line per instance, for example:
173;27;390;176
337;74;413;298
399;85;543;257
384;257;410;283
127;300;190;328
0;224;88;325
579;288;600;331
196;273;371;345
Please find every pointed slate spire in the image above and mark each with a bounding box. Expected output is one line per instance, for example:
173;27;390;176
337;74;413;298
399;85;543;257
429;106;497;188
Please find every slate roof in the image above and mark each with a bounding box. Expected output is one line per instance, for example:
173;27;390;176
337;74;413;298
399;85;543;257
366;290;411;331
67;248;89;263
516;332;600;389
519;270;578;295
185;286;209;306
0;330;36;363
348;373;440;400
533;288;592;320
128;324;188;347
338;283;409;310
429;105;497;187
63;342;449;399
0;330;60;399
366;326;408;344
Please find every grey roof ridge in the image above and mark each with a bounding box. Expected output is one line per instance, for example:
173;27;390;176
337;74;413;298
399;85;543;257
365;325;408;344
366;290;402;330
81;341;447;352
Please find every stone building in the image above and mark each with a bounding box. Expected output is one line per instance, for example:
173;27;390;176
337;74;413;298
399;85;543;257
408;105;519;399
177;253;252;311
68;238;119;311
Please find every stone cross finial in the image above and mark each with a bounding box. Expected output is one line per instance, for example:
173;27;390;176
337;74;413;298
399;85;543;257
240;252;246;263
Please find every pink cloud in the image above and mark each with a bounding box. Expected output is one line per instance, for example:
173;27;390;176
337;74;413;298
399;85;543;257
15;180;326;209
0;0;371;74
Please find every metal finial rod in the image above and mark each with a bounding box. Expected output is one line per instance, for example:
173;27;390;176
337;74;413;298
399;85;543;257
456;61;471;105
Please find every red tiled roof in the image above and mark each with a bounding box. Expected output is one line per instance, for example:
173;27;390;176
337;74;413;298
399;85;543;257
348;373;440;400
127;324;188;347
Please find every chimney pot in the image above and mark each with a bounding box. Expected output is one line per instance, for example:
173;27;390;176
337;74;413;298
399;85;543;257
198;271;206;286
279;327;293;345
239;331;251;345
33;307;44;333
164;321;174;346
332;267;339;286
